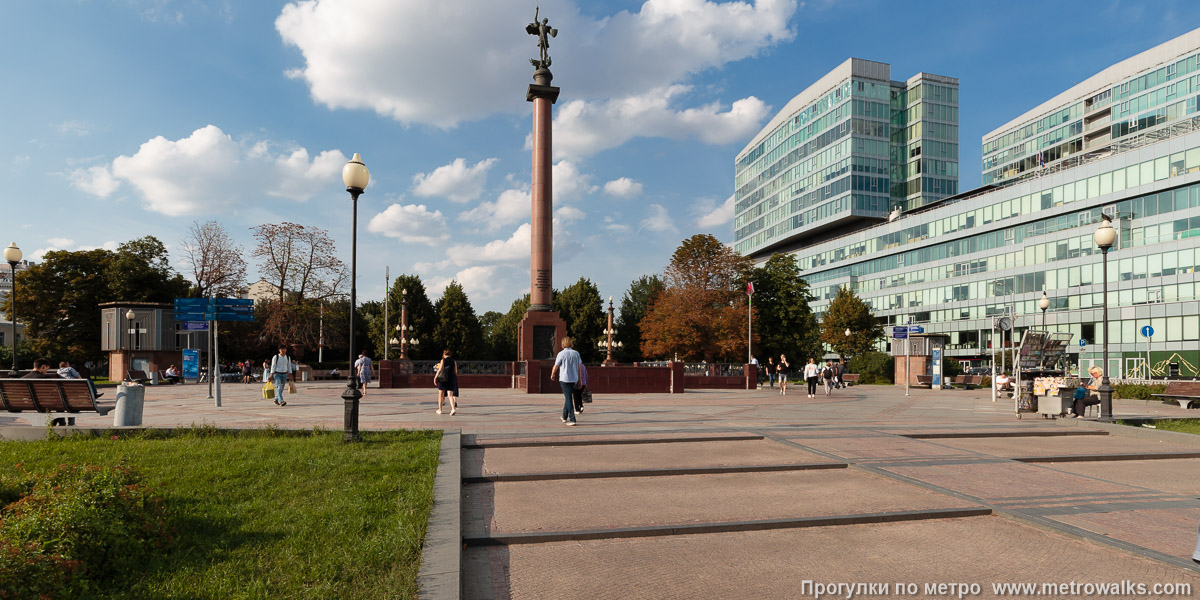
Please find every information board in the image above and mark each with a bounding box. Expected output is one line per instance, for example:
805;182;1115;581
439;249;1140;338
182;348;200;380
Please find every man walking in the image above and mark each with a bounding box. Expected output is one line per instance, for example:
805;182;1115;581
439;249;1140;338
549;337;582;426
822;360;835;396
269;346;291;407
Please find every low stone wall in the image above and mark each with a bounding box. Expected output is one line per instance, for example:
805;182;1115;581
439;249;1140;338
380;360;755;393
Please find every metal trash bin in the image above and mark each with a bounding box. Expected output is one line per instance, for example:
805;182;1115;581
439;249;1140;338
113;385;145;426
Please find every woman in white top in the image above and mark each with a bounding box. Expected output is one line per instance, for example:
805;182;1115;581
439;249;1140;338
804;358;820;398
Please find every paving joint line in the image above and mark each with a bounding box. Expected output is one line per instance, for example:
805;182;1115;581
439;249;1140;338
462;461;846;483
463;433;763;448
462;507;992;546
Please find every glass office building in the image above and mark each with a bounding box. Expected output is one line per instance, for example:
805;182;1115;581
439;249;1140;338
734;59;959;258
746;28;1200;378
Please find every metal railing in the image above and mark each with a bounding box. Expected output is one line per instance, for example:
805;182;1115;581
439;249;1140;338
404;361;514;375
683;363;745;377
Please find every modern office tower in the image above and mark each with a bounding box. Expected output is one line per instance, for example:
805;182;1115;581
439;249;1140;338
984;28;1200;185
734;59;958;258
773;27;1200;379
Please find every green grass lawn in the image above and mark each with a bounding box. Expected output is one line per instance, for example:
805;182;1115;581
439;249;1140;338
1148;418;1200;435
0;428;441;599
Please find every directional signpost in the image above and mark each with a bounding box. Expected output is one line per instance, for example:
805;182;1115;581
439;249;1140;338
1141;325;1154;379
174;298;256;407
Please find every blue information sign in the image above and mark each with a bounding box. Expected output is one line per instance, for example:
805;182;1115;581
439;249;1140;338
892;326;908;339
932;348;942;387
1079;338;1087;347
909;325;924;334
173;297;255;322
1141;325;1154;338
182;349;200;380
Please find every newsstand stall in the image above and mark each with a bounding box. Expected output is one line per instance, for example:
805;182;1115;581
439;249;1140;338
1013;330;1076;419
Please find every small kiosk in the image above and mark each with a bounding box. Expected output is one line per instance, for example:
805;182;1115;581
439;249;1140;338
1013;330;1075;419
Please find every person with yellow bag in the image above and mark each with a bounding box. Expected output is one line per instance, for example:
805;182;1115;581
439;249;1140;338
261;379;276;401
268;345;291;407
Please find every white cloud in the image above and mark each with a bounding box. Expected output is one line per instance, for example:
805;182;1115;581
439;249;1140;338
68;165;120;197
276;0;795;130
446;223;531;266
555;206;585;222
695;194;735;228
29;239;118;262
552;160;595;202
459;188;529;231
552;85;770;158
367;203;450;245
47;237;75;247
77;125;346;216
451;266;504;300
639;203;677;234
604;177;643;198
56;120;90;136
412;157;497;203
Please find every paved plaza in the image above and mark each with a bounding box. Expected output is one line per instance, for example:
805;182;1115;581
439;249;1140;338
3;380;1200;598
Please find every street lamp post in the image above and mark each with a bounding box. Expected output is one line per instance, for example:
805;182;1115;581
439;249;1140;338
342;153;370;442
1094;214;1117;419
399;289;410;360
125;308;136;379
1039;291;1050;329
600;296;618;366
383;267;390;361
4;242;21;374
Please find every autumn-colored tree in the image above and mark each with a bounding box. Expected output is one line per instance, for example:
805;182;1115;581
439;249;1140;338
820;286;884;360
250;222;346;346
180;220;247;298
750;253;821;362
641;234;752;362
615;275;663;363
554;277;605;363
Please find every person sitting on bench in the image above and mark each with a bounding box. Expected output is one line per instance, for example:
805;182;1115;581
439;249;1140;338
56;360;104;398
22;358;58;378
163;364;182;385
995;371;1012;394
1071;383;1100;418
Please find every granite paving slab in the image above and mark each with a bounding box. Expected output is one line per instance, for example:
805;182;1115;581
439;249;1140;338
924;434;1200;458
463;469;980;537
468;516;1200;600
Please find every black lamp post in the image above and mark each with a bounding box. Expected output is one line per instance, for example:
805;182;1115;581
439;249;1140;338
1094;214;1117;419
342;153;370;442
1039;291;1050;329
4;242;20;374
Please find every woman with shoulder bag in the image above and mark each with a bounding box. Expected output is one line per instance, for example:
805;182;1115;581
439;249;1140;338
434;348;459;415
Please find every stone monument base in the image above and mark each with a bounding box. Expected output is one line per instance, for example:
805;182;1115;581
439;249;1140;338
518;311;567;363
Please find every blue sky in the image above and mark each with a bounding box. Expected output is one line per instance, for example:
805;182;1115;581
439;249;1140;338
3;0;1200;314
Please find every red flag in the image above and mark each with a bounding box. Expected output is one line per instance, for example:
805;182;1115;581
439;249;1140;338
746;282;754;295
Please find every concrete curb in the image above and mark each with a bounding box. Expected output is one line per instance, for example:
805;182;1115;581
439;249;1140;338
417;429;461;600
1055;415;1200;447
463;507;992;546
462;461;846;483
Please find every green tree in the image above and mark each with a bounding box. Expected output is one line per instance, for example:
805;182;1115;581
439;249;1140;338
615;275;663;363
487;295;530;361
750;253;821;363
641;234;752;362
478;311;503;359
366;275;437;360
3;238;190;366
432;281;483;358
107;236;190;302
554;277;605;363
820;287;884;360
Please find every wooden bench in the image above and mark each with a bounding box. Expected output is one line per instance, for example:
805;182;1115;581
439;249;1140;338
1150;380;1200;409
841;373;860;386
915;374;933;387
0;379;111;426
952;374;983;389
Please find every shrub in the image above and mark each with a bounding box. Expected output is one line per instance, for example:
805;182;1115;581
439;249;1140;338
943;358;964;379
0;463;173;592
849;351;893;384
980;376;992;388
1113;383;1166;400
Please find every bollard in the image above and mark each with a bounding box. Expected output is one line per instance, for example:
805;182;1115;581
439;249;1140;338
113;385;145;426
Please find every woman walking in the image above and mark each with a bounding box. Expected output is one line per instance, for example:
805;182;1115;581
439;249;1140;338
434;348;459;415
804;358;820;398
776;354;791;395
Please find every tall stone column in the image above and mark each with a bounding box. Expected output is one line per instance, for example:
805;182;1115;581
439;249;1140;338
517;68;567;366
